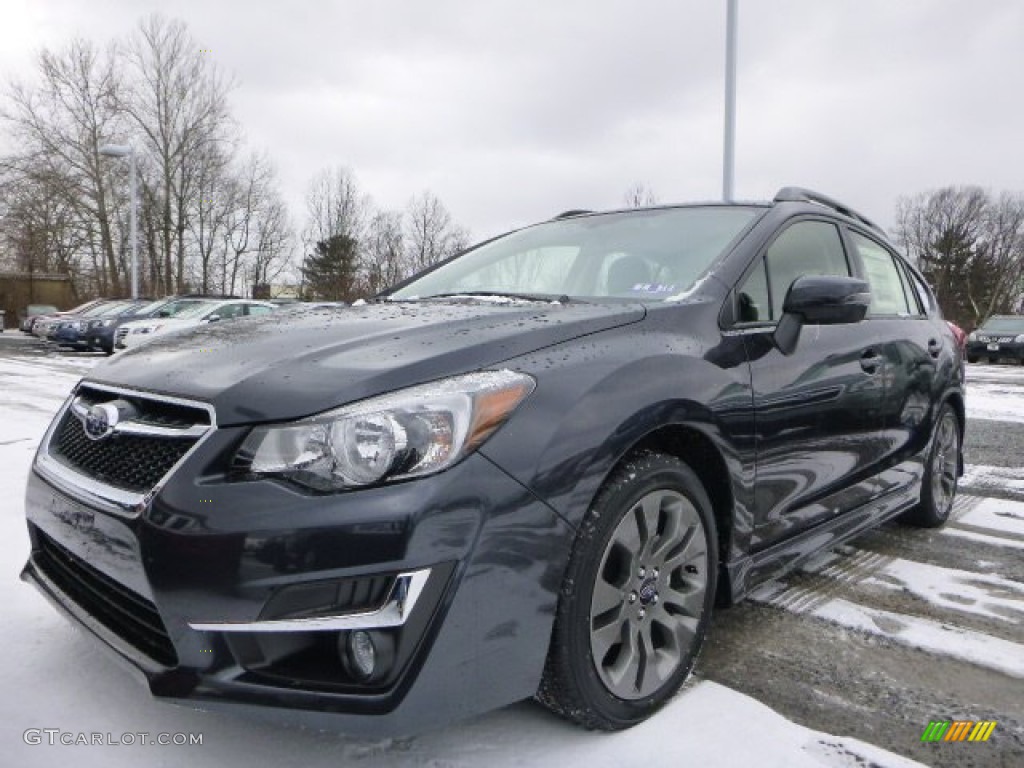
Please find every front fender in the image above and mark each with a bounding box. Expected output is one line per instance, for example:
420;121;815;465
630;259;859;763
480;322;755;543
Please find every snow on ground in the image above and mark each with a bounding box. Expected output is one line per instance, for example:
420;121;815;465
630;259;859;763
803;545;1024;624
751;585;1024;680
965;364;1024;423
960;464;1024;498
0;352;931;766
954;497;1024;538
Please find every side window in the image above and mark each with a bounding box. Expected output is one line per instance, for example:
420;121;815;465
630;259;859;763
737;257;769;322
850;232;911;316
247;305;273;316
906;266;935;315
893;258;923;315
213;303;245;320
738;220;849;322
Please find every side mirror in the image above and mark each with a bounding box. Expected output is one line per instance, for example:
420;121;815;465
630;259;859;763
775;275;870;355
157;310;171;318
206;314;221;323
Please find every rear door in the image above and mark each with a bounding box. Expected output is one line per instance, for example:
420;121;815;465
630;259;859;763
845;229;948;484
735;218;889;550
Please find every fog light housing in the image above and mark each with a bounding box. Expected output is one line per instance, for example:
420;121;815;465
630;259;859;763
339;630;395;683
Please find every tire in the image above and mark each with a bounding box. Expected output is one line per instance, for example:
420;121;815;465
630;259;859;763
966;356;978;364
537;451;718;730
903;404;960;528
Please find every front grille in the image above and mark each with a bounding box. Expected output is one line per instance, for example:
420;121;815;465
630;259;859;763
48;386;211;493
34;528;177;666
51;414;196;492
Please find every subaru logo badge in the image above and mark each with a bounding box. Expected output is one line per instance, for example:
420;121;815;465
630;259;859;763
83;402;122;440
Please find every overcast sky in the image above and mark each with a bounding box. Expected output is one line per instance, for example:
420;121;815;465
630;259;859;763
2;0;1022;241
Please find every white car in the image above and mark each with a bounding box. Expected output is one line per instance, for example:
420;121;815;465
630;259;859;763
116;299;276;350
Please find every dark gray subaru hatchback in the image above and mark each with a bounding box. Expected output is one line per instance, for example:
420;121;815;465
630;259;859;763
23;188;964;734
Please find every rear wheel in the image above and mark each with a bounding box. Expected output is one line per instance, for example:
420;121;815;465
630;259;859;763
537;451;717;729
903;404;959;528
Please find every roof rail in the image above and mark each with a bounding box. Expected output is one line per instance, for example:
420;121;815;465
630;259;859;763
773;187;882;234
553;209;593;220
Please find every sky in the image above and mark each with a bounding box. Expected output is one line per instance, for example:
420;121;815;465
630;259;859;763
1;0;1022;242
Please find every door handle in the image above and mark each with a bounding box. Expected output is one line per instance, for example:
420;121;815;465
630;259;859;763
928;338;942;358
860;349;882;373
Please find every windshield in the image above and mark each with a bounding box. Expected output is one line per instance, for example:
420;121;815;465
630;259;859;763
390;206;760;302
81;302;124;317
981;316;1024;333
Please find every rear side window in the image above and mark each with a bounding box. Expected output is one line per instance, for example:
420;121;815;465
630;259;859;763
850;232;912;316
737;220;849;322
247;305;274;316
905;267;936;314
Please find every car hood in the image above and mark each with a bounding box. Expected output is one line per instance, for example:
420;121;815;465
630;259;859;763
89;300;645;425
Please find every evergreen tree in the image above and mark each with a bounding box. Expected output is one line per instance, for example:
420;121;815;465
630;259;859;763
301;233;359;301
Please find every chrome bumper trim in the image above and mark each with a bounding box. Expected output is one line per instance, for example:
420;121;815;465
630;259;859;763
187;569;432;633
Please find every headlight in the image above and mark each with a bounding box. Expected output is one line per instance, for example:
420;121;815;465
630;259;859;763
235;370;535;490
967;331;977;341
133;324;160;334
1015;334;1024;343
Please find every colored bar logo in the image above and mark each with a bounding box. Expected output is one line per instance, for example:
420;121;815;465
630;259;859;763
921;720;997;742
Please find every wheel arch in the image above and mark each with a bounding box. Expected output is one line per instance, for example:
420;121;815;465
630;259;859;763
611;423;738;607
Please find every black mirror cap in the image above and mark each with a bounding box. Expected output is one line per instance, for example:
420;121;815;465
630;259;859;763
782;275;870;326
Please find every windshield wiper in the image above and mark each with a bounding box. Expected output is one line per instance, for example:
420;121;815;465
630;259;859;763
412;291;573;304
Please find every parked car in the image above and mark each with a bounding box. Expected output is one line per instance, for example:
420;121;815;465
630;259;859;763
965;315;1024;364
50;300;147;351
116;298;276;349
32;299;114;340
90;297;211;355
22;188;964;735
34;300;121;341
19;304;59;333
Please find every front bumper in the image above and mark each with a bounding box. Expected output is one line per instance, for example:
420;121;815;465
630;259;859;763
52;328;92;348
966;339;1024;361
23;442;572;734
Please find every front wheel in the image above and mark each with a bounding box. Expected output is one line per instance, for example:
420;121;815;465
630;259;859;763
903;404;960;528
537;451;717;730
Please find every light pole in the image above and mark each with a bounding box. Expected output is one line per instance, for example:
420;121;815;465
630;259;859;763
723;0;738;202
98;144;138;299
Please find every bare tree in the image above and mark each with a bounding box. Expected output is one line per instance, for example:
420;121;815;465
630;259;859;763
896;186;1024;326
186;145;232;293
404;191;470;275
1;39;127;294
363;210;405;295
124;14;236;294
624;182;658;208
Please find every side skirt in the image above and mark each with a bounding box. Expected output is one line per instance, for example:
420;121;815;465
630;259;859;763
723;483;919;604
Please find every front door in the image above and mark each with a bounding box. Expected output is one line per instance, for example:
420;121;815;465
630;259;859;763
734;219;889;550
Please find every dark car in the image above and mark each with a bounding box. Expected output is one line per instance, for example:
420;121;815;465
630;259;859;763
51;300;149;351
22;187;964;735
965;314;1024;364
